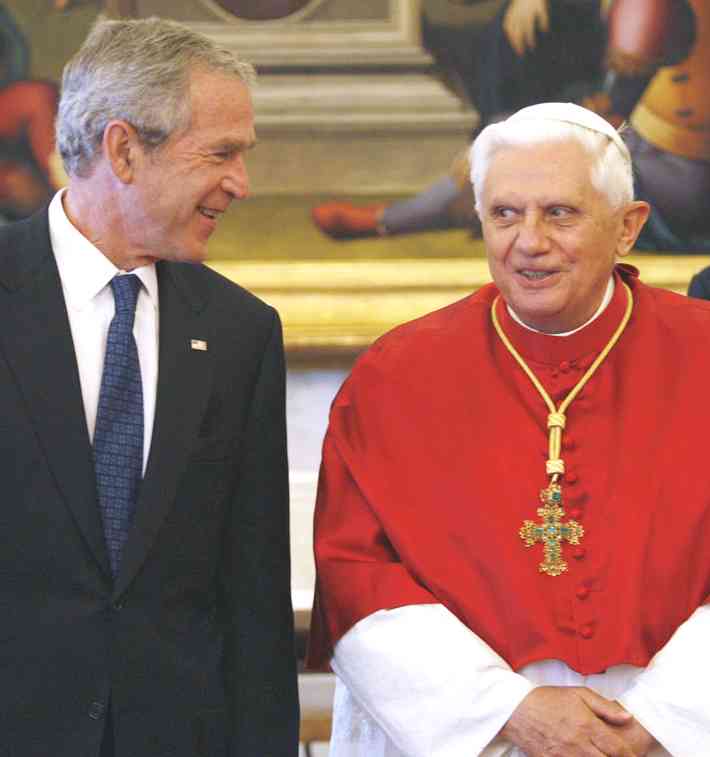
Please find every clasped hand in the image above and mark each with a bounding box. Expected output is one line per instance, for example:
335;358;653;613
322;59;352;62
501;686;656;756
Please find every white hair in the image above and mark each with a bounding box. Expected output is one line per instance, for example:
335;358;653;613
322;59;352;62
470;105;634;213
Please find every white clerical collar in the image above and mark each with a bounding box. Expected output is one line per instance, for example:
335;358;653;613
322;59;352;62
508;277;615;336
49;188;158;312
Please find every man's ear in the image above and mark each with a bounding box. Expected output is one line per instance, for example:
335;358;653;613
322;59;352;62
103;120;140;184
616;200;650;257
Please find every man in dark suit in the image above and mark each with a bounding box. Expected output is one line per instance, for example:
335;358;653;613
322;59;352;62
0;16;298;757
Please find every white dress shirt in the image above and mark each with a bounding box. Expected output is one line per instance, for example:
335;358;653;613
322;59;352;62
48;189;159;474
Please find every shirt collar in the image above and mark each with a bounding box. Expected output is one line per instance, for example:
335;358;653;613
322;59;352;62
508;276;615;337
49;189;158;311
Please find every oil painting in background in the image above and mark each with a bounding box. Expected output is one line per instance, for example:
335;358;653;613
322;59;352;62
313;0;710;253
1;0;708;253
0;0;103;222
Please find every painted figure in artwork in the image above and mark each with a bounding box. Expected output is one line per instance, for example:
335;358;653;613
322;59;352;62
311;0;607;241
584;0;710;251
313;0;710;252
0;3;65;220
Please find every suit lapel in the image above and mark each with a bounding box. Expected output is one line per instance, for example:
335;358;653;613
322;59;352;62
114;262;214;598
0;211;111;578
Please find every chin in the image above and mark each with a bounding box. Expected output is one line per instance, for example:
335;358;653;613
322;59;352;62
516;304;567;331
514;299;562;322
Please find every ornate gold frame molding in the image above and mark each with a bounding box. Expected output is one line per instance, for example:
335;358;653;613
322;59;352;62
211;256;708;353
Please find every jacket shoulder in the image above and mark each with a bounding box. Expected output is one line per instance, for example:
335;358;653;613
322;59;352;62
162;261;277;324
0;210;52;290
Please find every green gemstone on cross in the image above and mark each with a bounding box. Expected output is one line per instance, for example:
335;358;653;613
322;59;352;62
518;482;585;577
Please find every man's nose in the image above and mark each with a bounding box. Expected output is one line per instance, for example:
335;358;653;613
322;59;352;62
222;155;250;200
516;215;550;253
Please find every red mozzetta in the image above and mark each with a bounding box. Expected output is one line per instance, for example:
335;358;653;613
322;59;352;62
309;265;710;675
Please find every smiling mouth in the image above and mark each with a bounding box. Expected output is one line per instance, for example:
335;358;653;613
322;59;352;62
199;207;221;220
519;270;557;281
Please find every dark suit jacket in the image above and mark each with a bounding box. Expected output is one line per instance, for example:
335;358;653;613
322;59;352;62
0;209;299;756
688;266;710;301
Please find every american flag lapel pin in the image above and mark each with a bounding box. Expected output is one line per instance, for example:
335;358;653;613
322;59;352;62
190;339;208;351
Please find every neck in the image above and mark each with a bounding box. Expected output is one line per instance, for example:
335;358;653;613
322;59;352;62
63;180;146;272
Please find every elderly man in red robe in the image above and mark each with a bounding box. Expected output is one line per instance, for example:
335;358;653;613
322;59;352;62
308;102;710;755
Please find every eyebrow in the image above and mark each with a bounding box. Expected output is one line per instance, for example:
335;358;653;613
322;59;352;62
486;197;519;209
213;137;258;152
487;195;580;208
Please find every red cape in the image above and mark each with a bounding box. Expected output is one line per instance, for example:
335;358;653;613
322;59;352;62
308;266;710;674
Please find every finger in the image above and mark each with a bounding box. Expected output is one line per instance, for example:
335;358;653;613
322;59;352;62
538;0;550;33
579;690;633;726
504;18;525;57
524;17;536;52
591;730;636;757
511;29;526;57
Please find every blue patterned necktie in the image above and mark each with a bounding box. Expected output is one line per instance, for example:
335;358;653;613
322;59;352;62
94;274;144;577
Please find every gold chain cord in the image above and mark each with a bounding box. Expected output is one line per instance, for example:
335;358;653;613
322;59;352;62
491;281;634;479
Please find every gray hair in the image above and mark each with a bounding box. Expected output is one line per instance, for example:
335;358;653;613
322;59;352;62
56;16;256;177
470;117;634;213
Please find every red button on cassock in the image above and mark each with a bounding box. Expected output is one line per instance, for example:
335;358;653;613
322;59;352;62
568;508;582;520
565;471;578;484
576;586;590;600
572;547;586;560
560;361;571;373
579;624;594;639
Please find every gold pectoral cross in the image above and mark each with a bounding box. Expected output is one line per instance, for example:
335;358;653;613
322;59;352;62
519;482;584;576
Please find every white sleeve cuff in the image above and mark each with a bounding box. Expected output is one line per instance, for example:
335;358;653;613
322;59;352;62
617;604;710;756
332;603;534;757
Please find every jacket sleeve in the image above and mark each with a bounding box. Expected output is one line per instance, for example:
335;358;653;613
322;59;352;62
220;308;299;756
